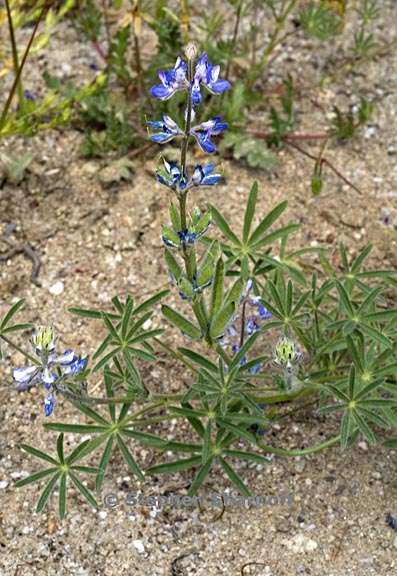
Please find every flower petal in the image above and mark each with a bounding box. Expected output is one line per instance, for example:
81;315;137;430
13;365;37;384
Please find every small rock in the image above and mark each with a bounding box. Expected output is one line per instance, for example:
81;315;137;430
98;158;135;188
358;441;368;452
393;535;397;549
0;480;9;489
133;539;145;554
98;510;107;520
372;471;382;480
49;281;64;296
285;533;318;553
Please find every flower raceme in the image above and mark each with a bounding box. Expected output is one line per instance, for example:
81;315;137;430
13;326;87;417
148;115;228;154
150;53;230;104
156;160;221;193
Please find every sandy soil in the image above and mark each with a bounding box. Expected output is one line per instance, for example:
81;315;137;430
1;2;397;575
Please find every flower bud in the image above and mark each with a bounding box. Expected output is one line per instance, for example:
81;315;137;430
184;42;198;61
32;326;56;353
274;337;302;373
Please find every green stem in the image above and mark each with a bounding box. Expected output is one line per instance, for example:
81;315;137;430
154;337;198;373
5;0;24;112
0;0;49;131
224;0;244;82
257;434;341;457
0;334;40;366
248;0;298;86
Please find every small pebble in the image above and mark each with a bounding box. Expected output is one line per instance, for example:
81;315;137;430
0;480;9;489
49;281;64;296
133;540;145;554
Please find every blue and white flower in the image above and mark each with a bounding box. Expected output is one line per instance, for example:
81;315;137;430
190;116;228;154
147;114;183;143
191;53;231;106
157;160;222;192
191;163;222;186
150;57;188;100
156;160;189;192
13;326;87;416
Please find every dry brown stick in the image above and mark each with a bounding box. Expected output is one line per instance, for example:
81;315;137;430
250;130;329;141
285;139;362;195
0;236;42;286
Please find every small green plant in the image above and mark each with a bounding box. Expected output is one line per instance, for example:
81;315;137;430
3;47;396;516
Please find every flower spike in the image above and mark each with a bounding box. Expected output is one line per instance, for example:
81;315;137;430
190;116;228;154
150;57;188;100
147;114;183;144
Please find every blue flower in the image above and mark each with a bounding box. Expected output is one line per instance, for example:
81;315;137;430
190;116;228;154
150;57;188;100
191;53;231;106
13;327;87;416
246;317;260;335
147;114;183;143
178;229;197;244
157;160;222;192
191;163;222;186
156;160;189;192
24;89;35;101
44;392;56;417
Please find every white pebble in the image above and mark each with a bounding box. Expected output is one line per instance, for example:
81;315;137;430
133;540;145;554
98;510;107;520
49;281;64;296
0;480;9;489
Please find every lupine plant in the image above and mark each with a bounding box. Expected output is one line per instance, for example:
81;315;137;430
2;45;397;517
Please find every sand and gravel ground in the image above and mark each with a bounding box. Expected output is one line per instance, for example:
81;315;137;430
1;2;397;575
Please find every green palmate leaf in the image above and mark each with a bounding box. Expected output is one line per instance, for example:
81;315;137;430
352;410;377;443
216;418;257;444
69;472;99;510
93;348;121;372
248;201;287;246
132;290;170;316
210;302;235;340
0;299;26;330
146;456;202;475
359;323;392;348
187;457;214;496
162;305;201;340
56;434;65;464
121;429;166;449
335;281;354;316
224;278;244;309
96;437;114;491
209;205;241;246
59;474;67;519
250;223;300;249
211;257;225;316
243;181;258;242
15;468;58;487
223;449;270;464
36;473;60;513
202;421;213;464
116;435;144;481
66;440;93;465
44;423;107;434
230;332;259;370
165;248;183;281
178;348;218;372
340;411;354;449
69;307;117;320
19;444;59;466
219;457;251;496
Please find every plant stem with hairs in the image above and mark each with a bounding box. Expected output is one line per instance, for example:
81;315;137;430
5;0;24;113
0;1;50;131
